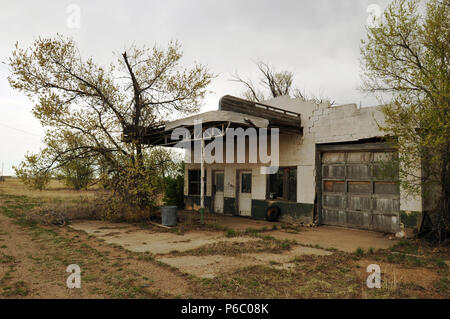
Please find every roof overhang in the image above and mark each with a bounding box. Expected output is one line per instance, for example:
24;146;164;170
123;95;303;147
165;110;269;131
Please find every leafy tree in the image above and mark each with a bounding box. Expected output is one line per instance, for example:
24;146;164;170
232;61;335;104
59;158;94;190
361;0;449;240
14;153;51;190
7;35;213;214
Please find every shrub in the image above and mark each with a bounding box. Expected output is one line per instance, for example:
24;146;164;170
163;174;184;208
355;247;364;257
59;159;94;190
13;153;50;190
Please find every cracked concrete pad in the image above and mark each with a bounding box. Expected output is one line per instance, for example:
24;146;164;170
69;220;256;254
157;255;261;279
246;246;332;264
157;245;332;278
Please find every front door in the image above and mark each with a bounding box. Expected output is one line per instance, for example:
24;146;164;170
238;171;252;216
213;171;224;213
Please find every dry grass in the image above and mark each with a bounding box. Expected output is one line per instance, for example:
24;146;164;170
0;177;99;201
171;238;294;257
0;193;189;298
0;177;104;225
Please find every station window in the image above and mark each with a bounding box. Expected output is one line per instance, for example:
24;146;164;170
188;169;207;195
268;167;297;201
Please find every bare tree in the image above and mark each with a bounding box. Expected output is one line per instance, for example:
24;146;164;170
231;61;335;105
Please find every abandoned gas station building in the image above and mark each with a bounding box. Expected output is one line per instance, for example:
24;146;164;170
126;95;424;233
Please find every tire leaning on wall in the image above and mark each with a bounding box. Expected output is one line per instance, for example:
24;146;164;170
265;205;280;222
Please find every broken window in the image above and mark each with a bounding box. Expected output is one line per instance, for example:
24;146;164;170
241;172;252;193
268;167;297;201
188;169;206;195
215;172;224;192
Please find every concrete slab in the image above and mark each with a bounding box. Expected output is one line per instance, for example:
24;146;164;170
157;245;332;278
267;226;394;253
246;246;332;264
69;220;256;254
157;255;260;279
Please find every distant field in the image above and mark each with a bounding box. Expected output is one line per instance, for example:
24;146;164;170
0;177;99;201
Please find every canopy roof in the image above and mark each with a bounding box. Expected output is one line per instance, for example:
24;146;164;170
123;95;303;147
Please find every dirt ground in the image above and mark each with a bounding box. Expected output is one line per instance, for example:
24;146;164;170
267;227;394;253
0;178;449;299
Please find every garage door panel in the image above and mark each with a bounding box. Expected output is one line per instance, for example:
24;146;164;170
323;194;346;209
374;182;399;195
320;148;400;233
322;209;347;225
324;180;345;192
346;164;371;178
373;197;400;212
372;213;399;233
346;211;371;228
348;181;371;193
322;165;345;178
348;195;371;211
347;152;371;163
322;152;345;163
373;151;395;162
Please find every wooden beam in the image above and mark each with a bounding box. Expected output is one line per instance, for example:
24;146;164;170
219;95;301;130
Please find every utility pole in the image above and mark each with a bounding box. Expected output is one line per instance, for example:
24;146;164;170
199;137;205;225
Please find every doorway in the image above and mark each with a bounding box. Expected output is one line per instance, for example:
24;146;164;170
238;171;252;216
213;171;224;213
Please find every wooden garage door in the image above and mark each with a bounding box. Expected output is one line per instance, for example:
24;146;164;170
320;150;400;233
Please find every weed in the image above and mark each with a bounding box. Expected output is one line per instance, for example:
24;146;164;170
225;229;237;238
434;277;448;293
355;248;364;257
1;281;29;297
0;252;16;264
435;258;447;268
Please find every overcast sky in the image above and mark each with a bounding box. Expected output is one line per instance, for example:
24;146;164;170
0;0;391;175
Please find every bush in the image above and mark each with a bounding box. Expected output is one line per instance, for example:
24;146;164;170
163;161;185;208
163;174;184;208
13;153;50;190
59;159;94;190
355;247;364;257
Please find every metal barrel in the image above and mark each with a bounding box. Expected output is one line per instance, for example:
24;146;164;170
161;205;177;226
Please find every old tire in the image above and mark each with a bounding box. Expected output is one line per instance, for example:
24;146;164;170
265;205;280;222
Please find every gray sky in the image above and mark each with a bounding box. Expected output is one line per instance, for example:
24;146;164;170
0;0;391;175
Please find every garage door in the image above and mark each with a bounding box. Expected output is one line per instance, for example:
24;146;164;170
320;148;400;233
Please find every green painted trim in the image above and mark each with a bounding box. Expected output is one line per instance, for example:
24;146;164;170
251;199;313;223
251;200;269;219
224;197;236;215
400;210;422;228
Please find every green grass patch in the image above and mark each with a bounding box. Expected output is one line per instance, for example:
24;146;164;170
1;281;29;297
